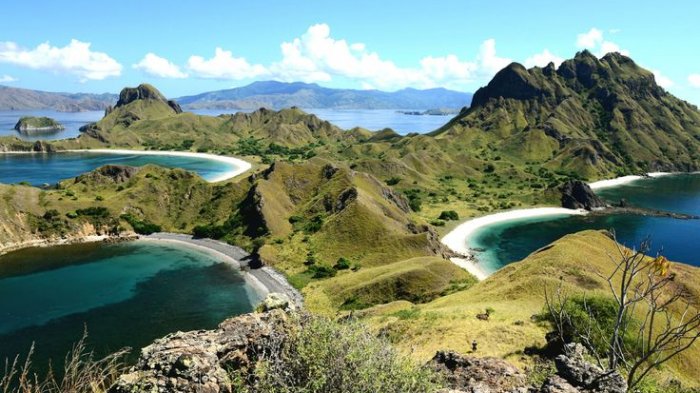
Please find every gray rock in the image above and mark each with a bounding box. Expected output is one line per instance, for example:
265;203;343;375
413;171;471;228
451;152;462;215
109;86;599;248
430;350;530;393
558;180;606;211
259;292;295;312
553;343;627;393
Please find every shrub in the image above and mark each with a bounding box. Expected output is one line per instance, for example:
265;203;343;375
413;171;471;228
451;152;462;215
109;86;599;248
438;210;459;221
233;316;441;393
120;214;161;235
385;176;401;186
334;257;351;270
307;264;337;279
430;219;446;227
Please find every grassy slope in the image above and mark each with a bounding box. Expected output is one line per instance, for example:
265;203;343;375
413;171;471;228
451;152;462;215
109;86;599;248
358;230;700;386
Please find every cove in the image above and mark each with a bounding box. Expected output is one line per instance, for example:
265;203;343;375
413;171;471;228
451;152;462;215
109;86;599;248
0;240;262;369
0;150;249;186
468;174;700;273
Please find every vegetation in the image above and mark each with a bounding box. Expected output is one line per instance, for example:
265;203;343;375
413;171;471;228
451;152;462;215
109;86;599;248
0;334;128;393
545;237;700;390
120;214;161;235
231;315;442;393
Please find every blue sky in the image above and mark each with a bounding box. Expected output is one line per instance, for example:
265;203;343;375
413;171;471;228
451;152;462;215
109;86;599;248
1;0;700;103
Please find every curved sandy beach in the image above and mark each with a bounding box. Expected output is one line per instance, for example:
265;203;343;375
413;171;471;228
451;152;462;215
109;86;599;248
68;149;252;182
441;207;587;280
589;172;673;190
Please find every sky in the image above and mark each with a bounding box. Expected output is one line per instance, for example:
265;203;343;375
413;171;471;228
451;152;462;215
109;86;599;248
1;0;700;103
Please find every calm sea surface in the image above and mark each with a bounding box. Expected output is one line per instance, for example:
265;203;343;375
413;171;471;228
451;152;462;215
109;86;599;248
468;174;700;273
0;241;261;369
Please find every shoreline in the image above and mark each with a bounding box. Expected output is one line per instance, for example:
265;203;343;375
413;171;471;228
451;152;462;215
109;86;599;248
0;148;252;183
68;149;252;182
140;233;304;308
0;233;135;257
589;171;673;190
441;207;587;280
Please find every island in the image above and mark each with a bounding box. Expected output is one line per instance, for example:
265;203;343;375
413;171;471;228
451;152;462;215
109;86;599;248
14;116;65;134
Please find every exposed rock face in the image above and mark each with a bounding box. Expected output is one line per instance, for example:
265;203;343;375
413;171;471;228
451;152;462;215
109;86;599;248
559;180;606;210
430;351;529;393
112;309;293;393
552;344;627;393
75;165;140;184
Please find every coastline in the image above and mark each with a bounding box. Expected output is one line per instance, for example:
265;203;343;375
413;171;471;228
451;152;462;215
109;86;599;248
589;171;673;190
68;149;252;182
441;207;587;280
140;233;304;308
0;233;135;257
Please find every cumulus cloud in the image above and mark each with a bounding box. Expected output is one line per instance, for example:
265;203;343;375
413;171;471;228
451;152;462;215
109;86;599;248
0;74;16;83
268;24;510;90
133;53;187;79
524;49;564;68
651;70;674;89
187;48;268;80
689;74;700;88
576;28;629;57
0;39;121;81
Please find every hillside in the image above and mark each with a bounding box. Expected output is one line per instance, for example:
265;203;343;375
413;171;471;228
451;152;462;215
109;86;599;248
176;80;473;110
0;85;116;112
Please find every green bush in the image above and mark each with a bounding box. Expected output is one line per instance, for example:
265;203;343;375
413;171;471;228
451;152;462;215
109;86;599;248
233;316;441;393
438;210;459;221
120;214;161;235
334;257;351;270
385;176;401;186
307;264;337;279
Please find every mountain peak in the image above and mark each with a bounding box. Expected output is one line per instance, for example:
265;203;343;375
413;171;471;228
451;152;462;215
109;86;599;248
115;84;182;114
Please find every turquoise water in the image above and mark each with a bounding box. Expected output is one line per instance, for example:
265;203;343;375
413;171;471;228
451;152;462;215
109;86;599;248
0;241;261;369
0;152;237;186
469;174;700;272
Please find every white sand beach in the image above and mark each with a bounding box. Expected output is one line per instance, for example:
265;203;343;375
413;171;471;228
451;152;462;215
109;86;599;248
441;207;587;280
70;149;252;182
589;172;673;190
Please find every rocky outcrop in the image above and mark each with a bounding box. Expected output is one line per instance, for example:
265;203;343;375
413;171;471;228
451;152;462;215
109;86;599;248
74;165;140;184
112;306;294;393
430;351;529;393
550;344;627;393
559;180;606;210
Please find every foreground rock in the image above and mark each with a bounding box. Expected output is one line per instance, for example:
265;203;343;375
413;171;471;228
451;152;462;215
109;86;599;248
113;300;293;393
14;116;65;134
430;351;529;392
558;180;606;210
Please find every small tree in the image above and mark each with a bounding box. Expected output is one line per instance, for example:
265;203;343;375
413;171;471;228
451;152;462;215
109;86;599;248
545;235;700;391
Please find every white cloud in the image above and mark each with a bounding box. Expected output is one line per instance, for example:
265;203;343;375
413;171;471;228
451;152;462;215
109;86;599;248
576;28;629;57
576;28;604;49
0;74;16;83
652;69;674;89
266;24;510;90
689;74;700;88
187;48;267;80
0;39;121;81
524;49;564;68
133;53;187;79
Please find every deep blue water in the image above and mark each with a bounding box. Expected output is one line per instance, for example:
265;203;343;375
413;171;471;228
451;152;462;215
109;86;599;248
192;108;451;135
469;174;700;272
0;110;103;141
0;241;261;369
0;152;237;186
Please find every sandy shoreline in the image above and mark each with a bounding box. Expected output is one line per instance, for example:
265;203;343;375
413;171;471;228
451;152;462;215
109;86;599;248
68;149;252;182
589;172;673;190
441;208;587;280
141;233;304;308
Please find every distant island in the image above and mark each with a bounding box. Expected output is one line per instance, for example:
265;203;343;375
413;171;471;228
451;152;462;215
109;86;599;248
176;80;473;110
397;108;460;116
14;116;65;134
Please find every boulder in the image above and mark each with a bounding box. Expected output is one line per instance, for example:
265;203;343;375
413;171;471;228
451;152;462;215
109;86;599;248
429;350;530;393
259;292;295;312
553;343;627;393
558;180;606;210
